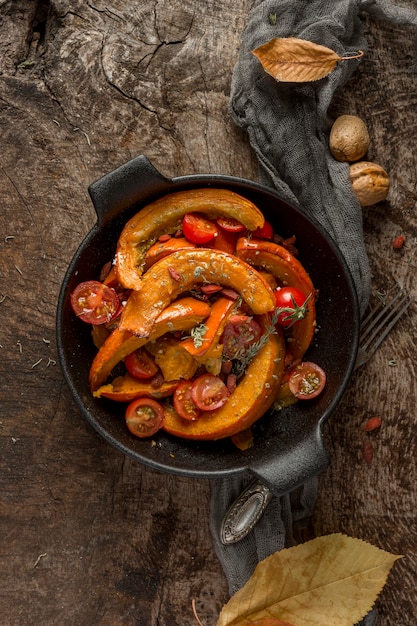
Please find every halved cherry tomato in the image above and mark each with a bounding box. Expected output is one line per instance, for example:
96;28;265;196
173;381;201;420
125;398;164;437
182;212;218;244
252;220;274;240
216;216;246;233
221;316;262;359
70;280;120;325
288;361;326;400
274;286;310;328
191;374;230;411
125;348;158;380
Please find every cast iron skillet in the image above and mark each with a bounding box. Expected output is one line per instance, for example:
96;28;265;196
56;154;360;494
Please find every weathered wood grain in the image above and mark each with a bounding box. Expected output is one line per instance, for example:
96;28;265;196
1;1;416;624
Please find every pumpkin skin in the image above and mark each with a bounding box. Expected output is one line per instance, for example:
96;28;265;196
115;187;265;290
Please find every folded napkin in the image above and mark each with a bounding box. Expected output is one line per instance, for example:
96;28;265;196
210;1;417;624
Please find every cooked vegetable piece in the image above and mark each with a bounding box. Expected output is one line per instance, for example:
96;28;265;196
181;297;237;357
89;297;210;391
118;249;276;338
146;335;199;381
71;280;120;325
236;237;316;362
191;374;230;411
274;286;310;328
162;327;285;440
143;237;195;270
173;381;201;421
216;216;246;233
125;398;165;438
94;375;178;402
221;315;263;360
115;188;265;289
288;361;326;399
125;348;158;380
182;212;219;243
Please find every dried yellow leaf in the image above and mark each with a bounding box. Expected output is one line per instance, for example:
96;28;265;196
252;38;364;83
217;533;402;626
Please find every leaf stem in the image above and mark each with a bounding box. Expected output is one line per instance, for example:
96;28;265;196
340;50;364;61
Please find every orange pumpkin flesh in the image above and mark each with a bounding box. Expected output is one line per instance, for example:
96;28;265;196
93;374;179;402
162;328;285;440
236;238;316;362
115;188;265;290
118;249;276;338
89;297;210;391
180;296;237;357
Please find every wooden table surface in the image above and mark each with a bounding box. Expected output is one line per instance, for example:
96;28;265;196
2;2;416;624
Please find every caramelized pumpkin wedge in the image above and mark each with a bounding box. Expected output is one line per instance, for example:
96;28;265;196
162;327;285;440
236;238;316;362
180;296;237;357
93;374;178;402
89;297;210;391
115;188;265;290
143;237;196;271
119;249;276;338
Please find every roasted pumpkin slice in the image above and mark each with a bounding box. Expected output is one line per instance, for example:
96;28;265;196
236;237;316;362
119;249;276;338
89;297;210;391
143;237;196;271
93;374;178;402
114;188;265;289
180;296;237;357
162;327;285;440
146;335;199;381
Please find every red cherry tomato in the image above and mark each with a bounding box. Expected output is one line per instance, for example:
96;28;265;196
191;374;230;411
70;280;120;325
216;216;246;233
252;220;274;240
173;381;201;420
274;286;310;328
125;349;158;380
288;362;326;400
182;212;218;244
221;316;262;359
125;398;165;437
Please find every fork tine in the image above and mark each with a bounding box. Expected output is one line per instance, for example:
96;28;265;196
360;287;404;340
360;290;412;355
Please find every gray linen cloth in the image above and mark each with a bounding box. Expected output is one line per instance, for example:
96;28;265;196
210;1;417;624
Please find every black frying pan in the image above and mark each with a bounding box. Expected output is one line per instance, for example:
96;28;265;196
56;155;359;494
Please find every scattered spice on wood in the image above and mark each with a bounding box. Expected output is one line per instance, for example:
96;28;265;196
392;234;405;249
364;416;382;432
362;439;374;464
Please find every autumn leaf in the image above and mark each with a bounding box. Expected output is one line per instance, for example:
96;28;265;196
252;38;364;83
216;534;401;626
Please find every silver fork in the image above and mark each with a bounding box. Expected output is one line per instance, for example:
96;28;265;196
220;286;413;545
355;287;412;368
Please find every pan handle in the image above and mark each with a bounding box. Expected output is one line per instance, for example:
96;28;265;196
220;425;329;544
248;423;330;496
88;154;172;224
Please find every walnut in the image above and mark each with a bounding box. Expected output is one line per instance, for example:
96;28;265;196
329;115;370;162
349;161;390;207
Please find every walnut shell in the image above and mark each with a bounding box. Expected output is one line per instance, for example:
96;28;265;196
349;161;390;207
329;115;370;162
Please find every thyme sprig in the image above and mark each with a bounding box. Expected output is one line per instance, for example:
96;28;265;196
190;323;208;349
232;309;280;379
